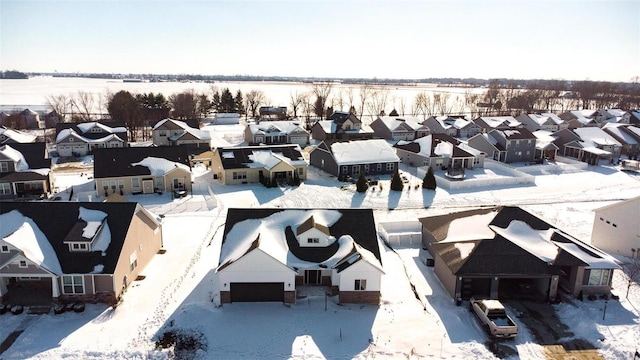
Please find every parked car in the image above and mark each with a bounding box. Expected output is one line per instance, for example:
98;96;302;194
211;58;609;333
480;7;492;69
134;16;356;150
469;297;518;339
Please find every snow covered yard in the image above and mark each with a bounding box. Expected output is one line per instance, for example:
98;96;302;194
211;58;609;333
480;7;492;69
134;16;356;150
1;160;640;359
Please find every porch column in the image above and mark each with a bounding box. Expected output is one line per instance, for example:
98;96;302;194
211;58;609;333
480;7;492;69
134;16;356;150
0;278;7;298
490;277;500;299
548;275;559;301
51;276;60;298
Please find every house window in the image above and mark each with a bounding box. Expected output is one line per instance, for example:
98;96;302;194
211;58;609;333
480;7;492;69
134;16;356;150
118;180;125;189
585;269;611;286
155;177;164;188
473;157;480;165
0;183;11;195
364;164;369;173
159;130;167;137
0;162;9;172
110;180;117;190
355;279;367;291
386;163;394;171
376;164;382;172
71;243;89;252
353;165;360;175
132;178;140;188
130;252;138;272
341;166;348;174
62;275;85;294
18;260;27;268
102;181;109;190
307;238;319;244
517;151;522;157
297;168;304;176
1;245;9;253
232;172;247;180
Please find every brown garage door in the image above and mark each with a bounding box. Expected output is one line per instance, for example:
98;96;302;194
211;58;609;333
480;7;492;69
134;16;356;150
230;282;284;302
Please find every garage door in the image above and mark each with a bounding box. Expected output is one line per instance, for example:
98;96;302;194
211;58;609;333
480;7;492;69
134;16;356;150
230;282;284;302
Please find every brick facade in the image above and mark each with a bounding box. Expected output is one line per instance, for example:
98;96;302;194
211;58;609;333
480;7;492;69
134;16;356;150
284;291;296;304
339;291;380;304
220;291;231;304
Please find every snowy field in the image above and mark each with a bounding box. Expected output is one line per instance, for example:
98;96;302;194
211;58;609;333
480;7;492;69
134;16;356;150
1;161;640;360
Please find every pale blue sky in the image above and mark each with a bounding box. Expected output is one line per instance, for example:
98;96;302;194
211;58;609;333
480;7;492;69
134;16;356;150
1;0;638;82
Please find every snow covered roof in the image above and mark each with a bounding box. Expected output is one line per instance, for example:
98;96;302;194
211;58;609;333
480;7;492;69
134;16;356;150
602;123;638;145
574;127;622;147
131;157;191;175
218;209;382;273
0;210;62;275
0;127;37;143
249;121;307;136
77;122;126;134
56;128;125;144
477;116;521;128
377;116;424;131
0;145;29;171
490;221;559;263
216;144;307;170
330;139;399;165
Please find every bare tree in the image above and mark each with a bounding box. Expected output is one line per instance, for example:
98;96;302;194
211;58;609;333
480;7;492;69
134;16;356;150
433;92;455;116
413;92;429;120
358;84;373;120
289;91;305;119
622;251;640;299
245;89;267;119
366;86;390;122
346;87;356;114
463;90;480;118
46;94;71;123
69;91;96;122
169;90;198;120
310;82;333;120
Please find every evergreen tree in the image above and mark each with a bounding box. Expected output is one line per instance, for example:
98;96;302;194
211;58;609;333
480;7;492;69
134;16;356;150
356;172;369;193
390;170;404;191
235;90;244;115
423;166;437;190
220;88;235;113
211;91;221;113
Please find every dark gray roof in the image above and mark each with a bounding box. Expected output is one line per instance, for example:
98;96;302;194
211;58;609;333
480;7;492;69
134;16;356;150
3;142;50;169
214;144;304;170
56;121;128;142
0;201;139;274
93;146;190;178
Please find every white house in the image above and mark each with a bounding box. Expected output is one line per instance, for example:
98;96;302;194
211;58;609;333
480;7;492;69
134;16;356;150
216;208;384;305
55;122;127;157
591;197;640;258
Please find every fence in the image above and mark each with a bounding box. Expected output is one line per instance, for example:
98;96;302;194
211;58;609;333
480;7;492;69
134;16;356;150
379;221;423;247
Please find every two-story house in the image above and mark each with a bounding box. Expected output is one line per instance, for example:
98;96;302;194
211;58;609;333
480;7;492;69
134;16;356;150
515;113;566;133
0;127;37;144
468;128;536;163
472;116;523;132
311;111;374;141
369;116;430;141
558;110;598;129
152;118;211;148
423;116;482;139
244;120;310;146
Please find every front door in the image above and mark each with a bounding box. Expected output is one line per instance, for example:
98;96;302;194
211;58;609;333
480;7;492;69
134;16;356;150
142;180;154;194
304;270;321;285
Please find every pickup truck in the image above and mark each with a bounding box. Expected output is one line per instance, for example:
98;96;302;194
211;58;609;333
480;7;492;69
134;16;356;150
469;297;518;339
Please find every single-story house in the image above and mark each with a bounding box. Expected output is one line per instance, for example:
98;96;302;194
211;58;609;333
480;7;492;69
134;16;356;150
393;134;484;175
0;143;51;200
0;201;162;306
309;139;400;179
56;121;128;157
152;118;211;148
93;146;192;196
561;127;623;165
602;123;639;158
591;197;640;258
211;144;308;185
244;120;310;146
216;208;383;304
259;106;288;121
532;130;559;161
419;206;620;302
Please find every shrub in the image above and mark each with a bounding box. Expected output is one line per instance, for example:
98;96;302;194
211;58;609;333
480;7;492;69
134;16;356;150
390;170;404;191
356;172;369;193
422;166;437;190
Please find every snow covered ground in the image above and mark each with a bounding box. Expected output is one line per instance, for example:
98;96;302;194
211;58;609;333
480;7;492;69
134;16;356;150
1;161;640;359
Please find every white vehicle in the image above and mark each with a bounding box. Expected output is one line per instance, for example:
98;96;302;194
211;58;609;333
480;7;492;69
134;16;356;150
469;297;518;339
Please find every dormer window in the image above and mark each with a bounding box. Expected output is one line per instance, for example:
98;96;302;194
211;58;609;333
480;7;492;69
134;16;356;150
0;162;9;172
296;215;333;247
1;245;9;253
307;238;319;244
71;242;90;252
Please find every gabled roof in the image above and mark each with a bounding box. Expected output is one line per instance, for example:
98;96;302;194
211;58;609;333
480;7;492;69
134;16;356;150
56;121;128;142
215;144;306;170
248;121;308;136
491;127;536;140
475;116;522;129
296;215;330;236
153;118;210;141
0;127;37;143
376;116;425;132
93;146;190;178
218;208;382;273
0;143;50;171
602;123;638;145
394;134;475;158
328;139;399;165
327;111;360;125
420;206;619;276
574;127;622;148
0;202;143;274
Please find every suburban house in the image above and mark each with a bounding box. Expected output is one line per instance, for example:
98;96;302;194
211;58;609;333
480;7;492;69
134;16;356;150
211;113;241;125
562;127;623;165
0;127;37;144
467;128;536;163
419;206;620;302
93;146;192;196
20;109;42;129
591;197;640;258
244;120;310;146
311;111;374;141
259;106;288;121
594;109;626;124
309;139;400;179
56;121;128;157
393;134;485;174
0;143;51;200
472;116;523;132
0;201;162;306
216;208;383;304
369;116;430;141
210;144;308;185
558;110;598;129
532;130;559;161
423;116;482;139
602;123;639;158
624;110;640;125
152;118;211;148
515;113;566;133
